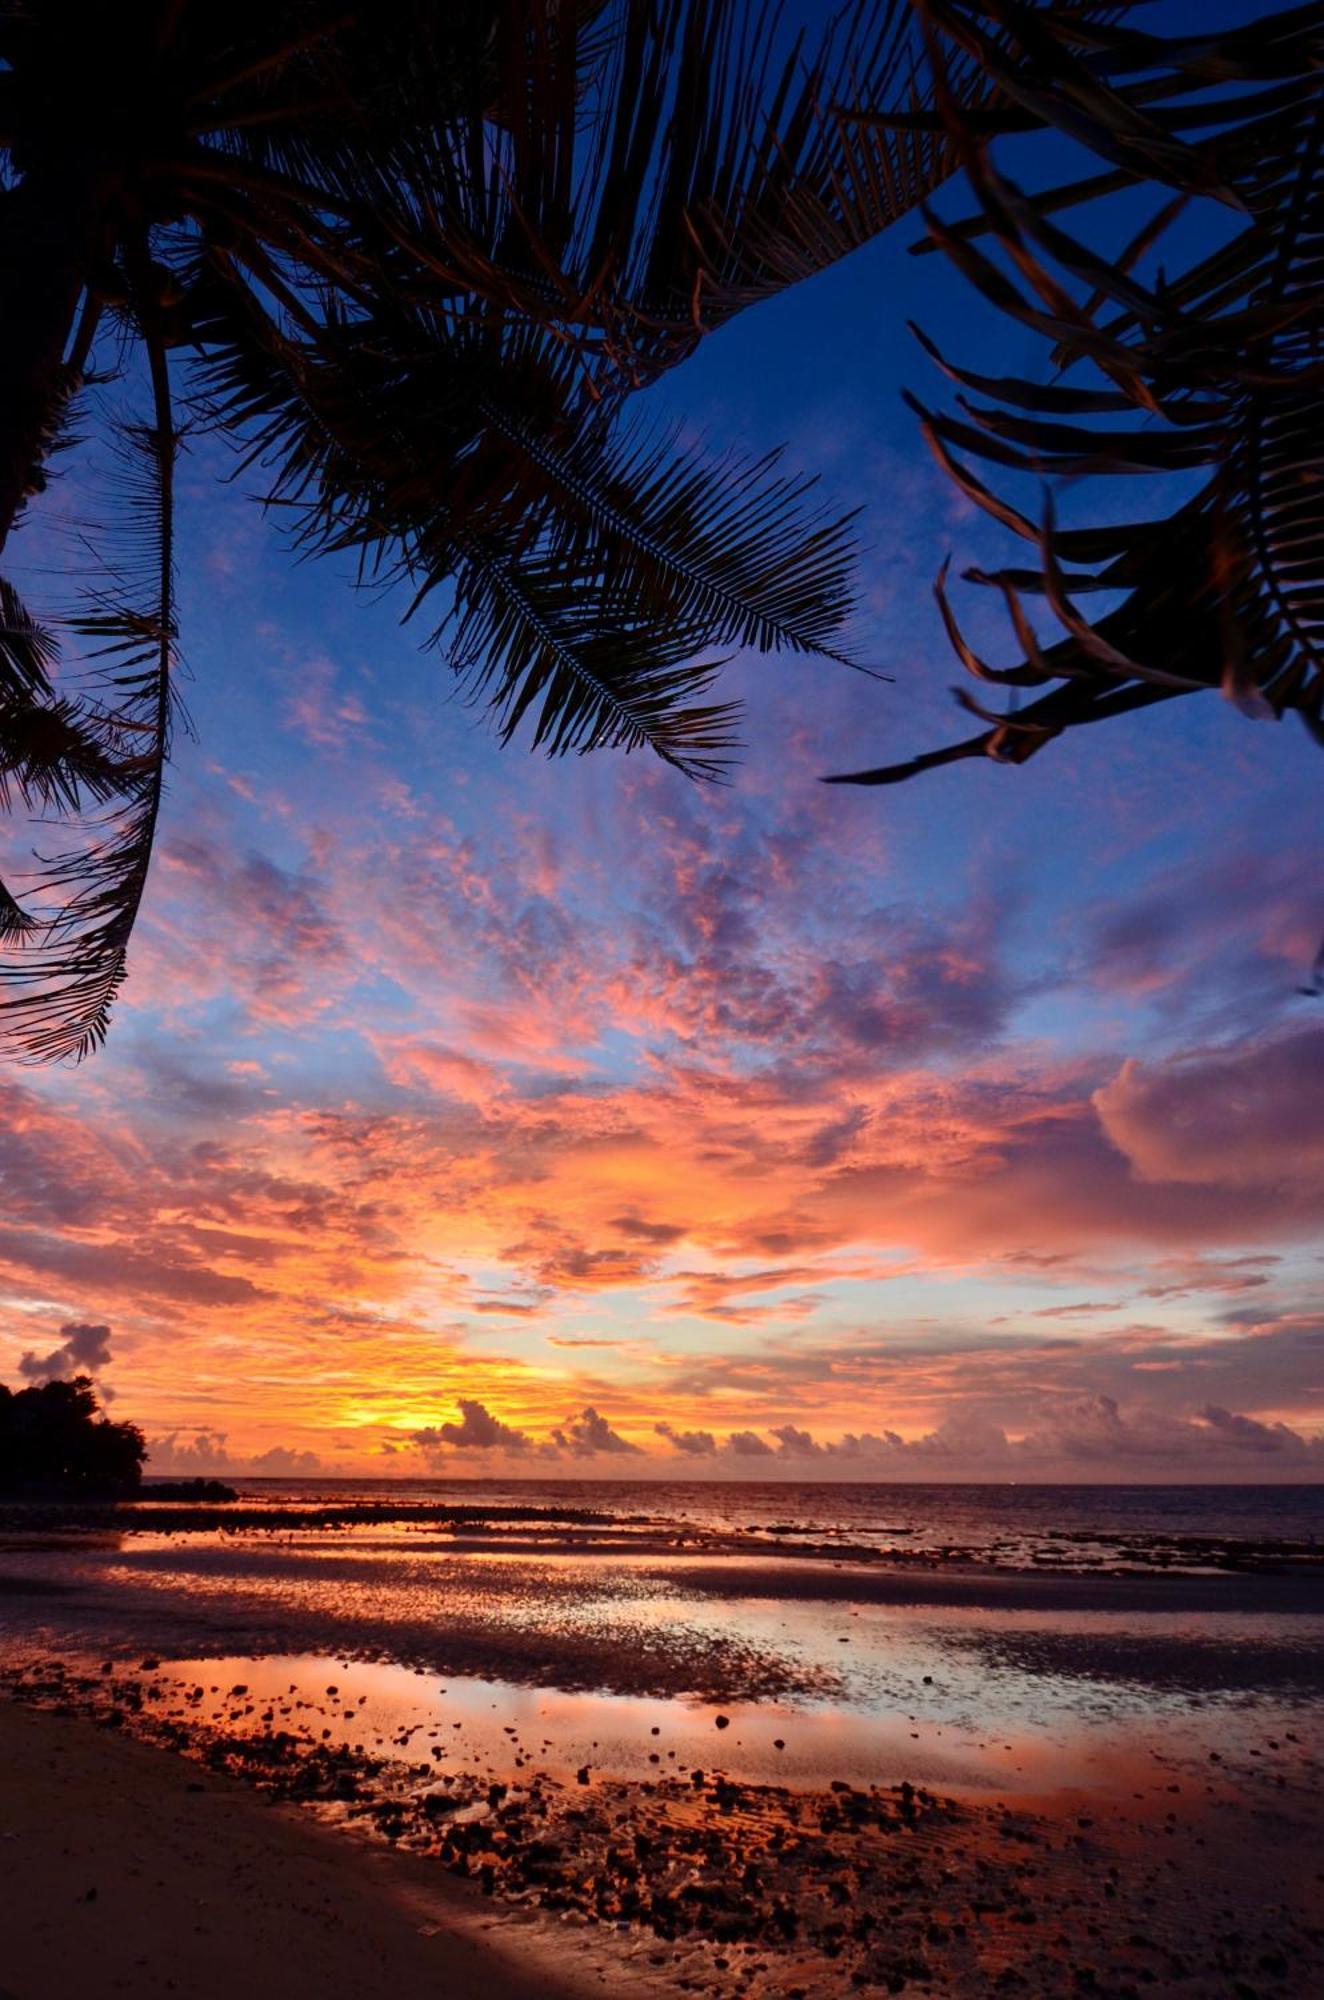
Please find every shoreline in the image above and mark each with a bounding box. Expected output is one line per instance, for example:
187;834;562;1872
639;1556;1324;1612
4;1537;1322;1706
0;1700;618;2000
5;1481;1323;1994
5;1659;1323;1999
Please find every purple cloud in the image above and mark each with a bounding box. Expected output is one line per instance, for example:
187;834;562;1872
18;1320;113;1385
655;1422;718;1457
552;1407;642;1457
427;1399;532;1454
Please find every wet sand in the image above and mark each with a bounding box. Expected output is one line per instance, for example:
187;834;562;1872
4;1532;1322;1705
645;1559;1324;1615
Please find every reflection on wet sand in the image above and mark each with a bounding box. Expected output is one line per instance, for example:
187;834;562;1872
42;1646;1316;1800
4;1646;1321;2000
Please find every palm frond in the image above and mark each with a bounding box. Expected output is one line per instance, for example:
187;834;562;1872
476;403;867;666
0;572;150;819
0;350;178;1062
360;0;1018;393
190;274;863;770
9;0;1151;1059
0;687;132;817
0;575;59;700
0;874;37;946
832;0;1324;786
445;531;742;781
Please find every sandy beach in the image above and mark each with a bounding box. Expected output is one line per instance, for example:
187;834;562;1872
4;1640;1323;1999
0;1701;628;2000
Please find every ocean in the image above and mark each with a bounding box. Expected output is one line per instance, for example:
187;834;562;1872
213;1474;1324;1557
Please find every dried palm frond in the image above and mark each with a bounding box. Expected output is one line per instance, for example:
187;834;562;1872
829;0;1324;786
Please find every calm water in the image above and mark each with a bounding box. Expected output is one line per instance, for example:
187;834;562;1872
204;1476;1324;1558
4;1479;1321;1801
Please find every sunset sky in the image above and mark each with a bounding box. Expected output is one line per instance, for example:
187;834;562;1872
2;142;1321;1481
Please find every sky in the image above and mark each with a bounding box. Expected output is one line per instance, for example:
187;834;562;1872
2;18;1322;1482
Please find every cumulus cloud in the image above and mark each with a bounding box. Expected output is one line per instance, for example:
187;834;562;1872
1016;1394;1324;1468
19;1321;114;1386
412;1399;532;1454
248;1444;325;1475
639;1392;1324;1477
147;1431;232;1476
1094;1026;1324;1192
726;1429;774;1458
146;1432;322;1477
1196;1404;1320;1458
769;1423;816;1455
552;1406;642;1457
749;1397;1324;1473
405;1401;643;1459
655;1422;718;1457
764;1421;909;1462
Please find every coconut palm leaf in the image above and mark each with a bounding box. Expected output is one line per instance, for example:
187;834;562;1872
0;575;135;892
3;0;991;1060
4;0;1132;1059
0;575;58;701
443;531;741;779
188;271;866;773
460;406;867;665
830;0;1324;787
364;0;994;392
0;345;178;1063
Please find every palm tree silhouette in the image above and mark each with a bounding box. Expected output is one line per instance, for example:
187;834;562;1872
828;0;1324;786
0;0;976;1061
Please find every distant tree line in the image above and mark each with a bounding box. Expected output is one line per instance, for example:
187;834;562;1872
0;1375;145;1496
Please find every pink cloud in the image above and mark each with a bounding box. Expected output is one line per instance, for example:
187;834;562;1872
1094;1025;1324;1191
283;655;370;753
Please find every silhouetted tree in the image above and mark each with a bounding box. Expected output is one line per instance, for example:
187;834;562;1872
0;1374;145;1495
